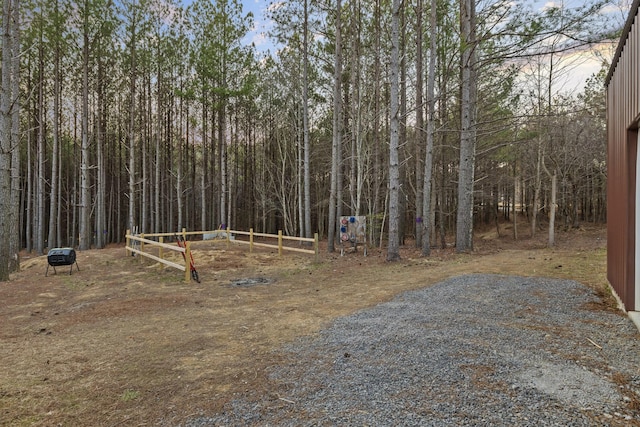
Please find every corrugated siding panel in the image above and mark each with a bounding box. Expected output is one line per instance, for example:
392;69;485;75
607;7;640;311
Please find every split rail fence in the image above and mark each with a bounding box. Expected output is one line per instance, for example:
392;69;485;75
125;229;193;283
125;228;319;283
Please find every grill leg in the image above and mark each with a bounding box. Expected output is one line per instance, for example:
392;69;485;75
69;261;80;275
45;265;57;277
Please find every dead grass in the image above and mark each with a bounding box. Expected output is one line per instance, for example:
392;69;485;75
0;224;612;425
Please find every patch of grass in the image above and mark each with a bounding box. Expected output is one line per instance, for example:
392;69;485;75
120;389;140;402
62;277;84;290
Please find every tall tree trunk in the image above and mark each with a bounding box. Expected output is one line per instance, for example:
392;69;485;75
79;5;91;251
177;94;184;230
48;0;61;250
0;0;13;279
328;0;342;252
370;0;382;247
548;172;556;246
156;78;162;233
36;36;45;254
456;0;477;253
421;0;437;256
513;169;518;240
399;4;407;245
297;105;303;237
95;34;106;248
9;0;20;271
414;0;424;249
26;118;32;252
128;3;138;234
71;149;78;246
302;0;312;238
352;3;363;220
142;111;148;233
387;0;401;261
200;92;207;232
531;136;542;238
219;102;227;228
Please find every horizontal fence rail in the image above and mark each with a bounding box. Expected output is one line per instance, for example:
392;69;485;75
125;230;192;283
229;229;319;256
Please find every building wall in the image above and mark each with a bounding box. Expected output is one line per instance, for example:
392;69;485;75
606;1;640;311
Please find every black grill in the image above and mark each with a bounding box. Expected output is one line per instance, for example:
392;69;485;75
46;248;79;276
47;248;76;266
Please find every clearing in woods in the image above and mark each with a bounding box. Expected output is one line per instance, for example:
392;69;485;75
0;224;612;425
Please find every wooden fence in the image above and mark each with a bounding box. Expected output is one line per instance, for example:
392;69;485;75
229;228;319;256
124;228;319;283
125;229;192;283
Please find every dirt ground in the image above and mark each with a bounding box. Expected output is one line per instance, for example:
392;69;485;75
0;223;613;426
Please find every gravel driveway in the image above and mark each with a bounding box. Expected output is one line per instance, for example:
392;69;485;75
185;274;640;426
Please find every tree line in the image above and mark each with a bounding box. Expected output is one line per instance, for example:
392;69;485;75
0;0;619;279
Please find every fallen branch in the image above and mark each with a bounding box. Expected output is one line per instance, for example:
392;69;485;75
587;337;602;349
278;396;295;404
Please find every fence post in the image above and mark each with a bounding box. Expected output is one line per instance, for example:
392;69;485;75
139;233;145;263
226;226;230;249
250;228;254;253
126;229;131;256
185;241;191;283
182;228;187;242
159;236;164;269
278;230;283;256
314;233;319;260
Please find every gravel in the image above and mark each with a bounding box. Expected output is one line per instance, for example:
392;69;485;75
184;274;640;426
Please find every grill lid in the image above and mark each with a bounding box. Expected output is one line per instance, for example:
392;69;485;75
47;248;76;266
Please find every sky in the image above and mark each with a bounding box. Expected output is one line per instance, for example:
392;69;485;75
241;0;273;52
239;0;632;92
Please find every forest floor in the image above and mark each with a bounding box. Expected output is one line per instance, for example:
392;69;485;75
0;221;614;426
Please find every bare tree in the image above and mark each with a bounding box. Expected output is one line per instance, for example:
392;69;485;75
414;0;424;249
387;0;401;261
126;0;139;235
35;24;45;254
370;0;383;248
47;0;63;250
78;0;92;251
0;0;14;279
9;0;20;271
302;0;312;239
348;0;364;219
328;0;343;253
94;9;111;249
421;0;437;256
456;0;477;253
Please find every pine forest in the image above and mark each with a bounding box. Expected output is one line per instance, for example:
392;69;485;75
0;0;623;279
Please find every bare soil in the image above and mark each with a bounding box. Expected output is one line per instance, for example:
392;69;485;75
0;223;612;426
